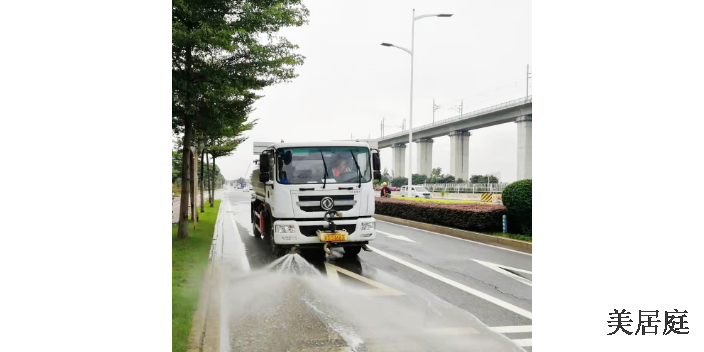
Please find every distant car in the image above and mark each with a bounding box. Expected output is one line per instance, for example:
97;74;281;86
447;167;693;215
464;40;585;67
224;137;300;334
400;185;432;198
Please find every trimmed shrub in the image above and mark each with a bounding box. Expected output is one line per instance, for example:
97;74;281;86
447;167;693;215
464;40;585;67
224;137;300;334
502;179;532;235
375;197;505;232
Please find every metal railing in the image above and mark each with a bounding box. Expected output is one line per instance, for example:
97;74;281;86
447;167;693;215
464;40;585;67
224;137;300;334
379;95;532;141
421;182;510;194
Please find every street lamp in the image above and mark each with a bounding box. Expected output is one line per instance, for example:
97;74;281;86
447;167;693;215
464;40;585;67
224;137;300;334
381;9;452;191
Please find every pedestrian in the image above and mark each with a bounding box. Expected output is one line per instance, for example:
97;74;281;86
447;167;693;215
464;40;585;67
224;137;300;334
380;182;392;197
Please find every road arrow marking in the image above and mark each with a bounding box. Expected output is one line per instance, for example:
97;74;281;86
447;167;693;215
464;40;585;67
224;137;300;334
473;259;531;286
376;230;417;243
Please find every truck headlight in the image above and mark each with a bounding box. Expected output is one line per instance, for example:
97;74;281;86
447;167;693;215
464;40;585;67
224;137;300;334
275;225;296;233
361;222;375;231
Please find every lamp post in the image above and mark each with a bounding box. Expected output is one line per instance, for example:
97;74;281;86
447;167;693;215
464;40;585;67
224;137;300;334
381;9;452;191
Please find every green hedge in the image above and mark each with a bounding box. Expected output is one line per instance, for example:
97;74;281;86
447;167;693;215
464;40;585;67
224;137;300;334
375;198;506;232
502;179;532;235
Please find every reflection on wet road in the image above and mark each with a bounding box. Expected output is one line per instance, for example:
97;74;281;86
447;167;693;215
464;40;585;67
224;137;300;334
213;189;531;351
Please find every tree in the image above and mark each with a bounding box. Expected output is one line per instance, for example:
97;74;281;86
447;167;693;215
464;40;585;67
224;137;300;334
208;134;245;206
411;173;427;185
469;175;499;183
438;175;455;184
428;167;442;183
172;0;309;238
172;150;183;184
390;177;407;187
457;178;464;183
381;168;391;184
235;177;245;184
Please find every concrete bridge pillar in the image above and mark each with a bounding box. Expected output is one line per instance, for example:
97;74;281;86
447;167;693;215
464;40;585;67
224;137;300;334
415;138;434;177
516;115;532;180
449;130;470;181
391;143;407;178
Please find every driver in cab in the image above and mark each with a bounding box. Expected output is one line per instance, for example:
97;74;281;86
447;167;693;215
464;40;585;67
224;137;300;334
332;155;352;178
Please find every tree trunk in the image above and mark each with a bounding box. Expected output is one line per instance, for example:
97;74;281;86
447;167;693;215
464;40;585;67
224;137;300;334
206;153;211;206
177;117;192;239
177;45;193;239
200;149;205;213
190;148;197;224
210;156;216;207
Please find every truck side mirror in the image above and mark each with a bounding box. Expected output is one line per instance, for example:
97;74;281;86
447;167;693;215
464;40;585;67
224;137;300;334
259;171;270;182
259;153;270;173
372;152;381;181
259;153;271;182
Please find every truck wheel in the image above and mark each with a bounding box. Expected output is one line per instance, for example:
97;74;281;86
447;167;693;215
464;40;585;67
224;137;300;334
252;207;261;236
344;245;362;257
268;216;285;257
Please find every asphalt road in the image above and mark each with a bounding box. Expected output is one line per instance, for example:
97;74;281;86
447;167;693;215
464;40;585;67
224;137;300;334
215;188;532;351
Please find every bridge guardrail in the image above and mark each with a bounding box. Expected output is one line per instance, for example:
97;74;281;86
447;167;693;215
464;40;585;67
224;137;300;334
380;95;532;141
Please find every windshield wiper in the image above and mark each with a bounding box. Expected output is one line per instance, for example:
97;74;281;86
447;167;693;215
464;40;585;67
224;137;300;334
349;150;362;188
320;151;329;189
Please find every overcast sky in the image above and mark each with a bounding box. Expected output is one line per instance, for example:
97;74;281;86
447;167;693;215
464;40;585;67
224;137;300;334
215;0;531;183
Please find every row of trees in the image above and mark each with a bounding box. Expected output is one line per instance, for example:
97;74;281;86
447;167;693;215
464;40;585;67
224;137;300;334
172;150;226;194
374;167;500;187
172;0;309;238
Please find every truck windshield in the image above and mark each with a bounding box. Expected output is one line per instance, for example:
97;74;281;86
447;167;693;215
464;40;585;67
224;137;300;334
276;147;372;185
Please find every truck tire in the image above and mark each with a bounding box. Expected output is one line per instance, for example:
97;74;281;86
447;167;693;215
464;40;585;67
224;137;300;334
252;212;260;236
266;213;286;257
344;245;362;257
252;203;261;237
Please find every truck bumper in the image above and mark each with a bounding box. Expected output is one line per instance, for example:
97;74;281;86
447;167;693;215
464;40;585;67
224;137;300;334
272;218;376;245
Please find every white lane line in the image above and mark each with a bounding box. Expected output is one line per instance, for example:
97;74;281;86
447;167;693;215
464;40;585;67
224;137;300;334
512;338;532;347
368;246;532;320
324;263;405;296
473;259;532;286
377;230;417;243
425;327;480;335
376;220;531;256
490;325;532;333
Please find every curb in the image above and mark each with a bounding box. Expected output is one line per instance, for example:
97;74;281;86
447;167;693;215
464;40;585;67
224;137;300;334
186;200;225;352
186;265;213;352
373;214;531;254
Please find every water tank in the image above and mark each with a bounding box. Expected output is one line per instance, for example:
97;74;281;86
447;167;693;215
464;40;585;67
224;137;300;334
251;168;266;198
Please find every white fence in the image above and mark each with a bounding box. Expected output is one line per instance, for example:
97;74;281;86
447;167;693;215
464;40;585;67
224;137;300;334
421;183;509;194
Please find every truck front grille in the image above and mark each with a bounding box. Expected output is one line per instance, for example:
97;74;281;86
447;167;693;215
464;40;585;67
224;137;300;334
297;195;355;212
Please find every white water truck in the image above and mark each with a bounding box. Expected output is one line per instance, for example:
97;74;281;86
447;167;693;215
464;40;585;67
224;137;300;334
251;141;381;257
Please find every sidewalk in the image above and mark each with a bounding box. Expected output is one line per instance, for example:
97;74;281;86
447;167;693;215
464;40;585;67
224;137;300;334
173;194;213;224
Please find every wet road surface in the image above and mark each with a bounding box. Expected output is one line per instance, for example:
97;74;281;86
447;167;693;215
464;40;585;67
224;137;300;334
212;188;532;351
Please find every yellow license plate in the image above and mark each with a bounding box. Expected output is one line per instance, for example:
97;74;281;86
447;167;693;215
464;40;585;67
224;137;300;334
322;234;347;242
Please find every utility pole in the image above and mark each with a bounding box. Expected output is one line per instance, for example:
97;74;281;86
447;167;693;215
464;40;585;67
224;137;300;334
433;98;440;123
527;64;531;97
455;99;463;117
381;117;386;138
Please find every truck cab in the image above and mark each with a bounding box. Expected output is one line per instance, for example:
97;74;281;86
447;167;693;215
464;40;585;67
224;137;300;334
251;141;381;257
